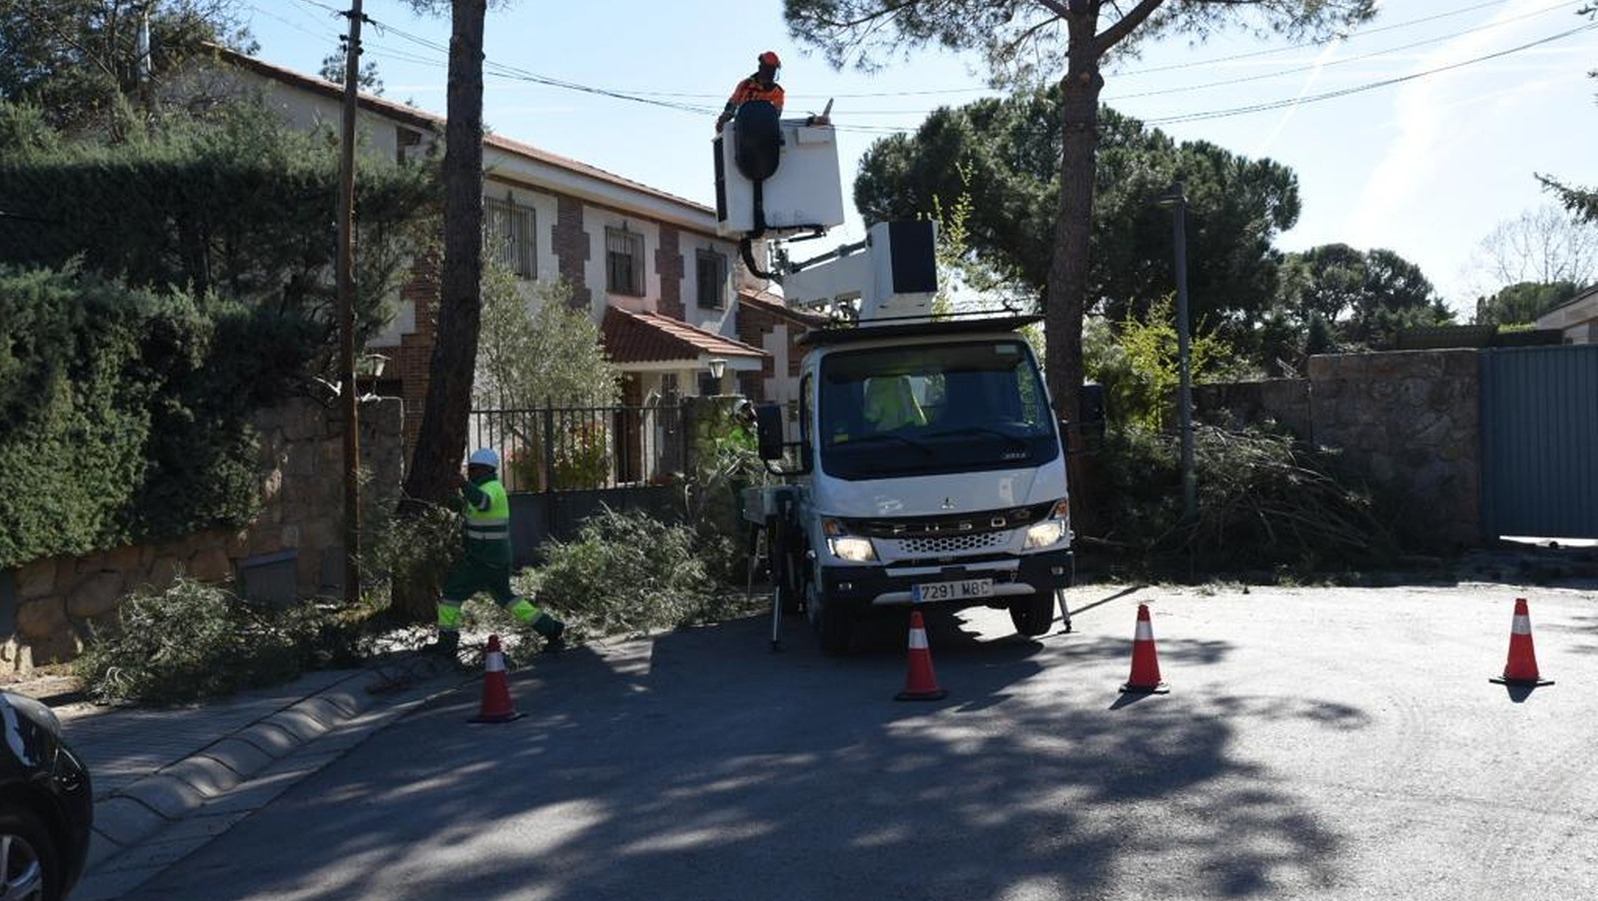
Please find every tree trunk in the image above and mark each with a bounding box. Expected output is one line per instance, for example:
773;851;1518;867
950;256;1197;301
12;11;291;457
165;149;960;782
1045;11;1105;537
396;0;487;621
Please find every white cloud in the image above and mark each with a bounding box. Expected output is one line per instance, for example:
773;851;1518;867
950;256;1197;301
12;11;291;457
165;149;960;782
1349;1;1581;238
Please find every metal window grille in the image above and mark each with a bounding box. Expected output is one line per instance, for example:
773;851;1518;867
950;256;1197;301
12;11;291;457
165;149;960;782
606;227;644;296
696;250;727;308
467;401;688;492
485;197;536;278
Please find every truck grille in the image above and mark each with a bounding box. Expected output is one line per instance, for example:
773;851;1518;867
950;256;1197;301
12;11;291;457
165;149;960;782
892;531;1011;556
851;501;1054;540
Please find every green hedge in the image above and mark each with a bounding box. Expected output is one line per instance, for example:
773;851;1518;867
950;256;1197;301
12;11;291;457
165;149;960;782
0;105;438;346
0;104;439;569
0;266;323;568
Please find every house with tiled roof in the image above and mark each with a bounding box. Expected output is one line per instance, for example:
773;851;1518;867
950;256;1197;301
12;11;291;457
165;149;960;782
736;287;829;405
195;46;770;450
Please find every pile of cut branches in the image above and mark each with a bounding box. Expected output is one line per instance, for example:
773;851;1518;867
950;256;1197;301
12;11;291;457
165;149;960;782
1096;424;1400;577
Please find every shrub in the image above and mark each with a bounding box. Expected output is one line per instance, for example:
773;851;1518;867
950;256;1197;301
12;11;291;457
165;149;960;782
679;400;768;586
0;267;322;567
1084;300;1255;431
360;495;461;619
498;420;611;491
553;421;611;489
72;576;370;705
532;507;724;639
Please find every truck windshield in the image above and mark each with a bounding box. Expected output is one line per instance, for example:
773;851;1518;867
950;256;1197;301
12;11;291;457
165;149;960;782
817;339;1061;480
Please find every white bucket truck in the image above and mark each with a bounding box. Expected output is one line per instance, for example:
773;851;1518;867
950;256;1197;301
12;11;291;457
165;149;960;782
716;100;1075;654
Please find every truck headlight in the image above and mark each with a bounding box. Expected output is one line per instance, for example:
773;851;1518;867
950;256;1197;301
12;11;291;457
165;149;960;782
827;535;877;562
1023;499;1071;549
822;518;877;562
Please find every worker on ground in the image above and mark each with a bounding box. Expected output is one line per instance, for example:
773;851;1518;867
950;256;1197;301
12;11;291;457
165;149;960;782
429;448;565;656
716;51;785;132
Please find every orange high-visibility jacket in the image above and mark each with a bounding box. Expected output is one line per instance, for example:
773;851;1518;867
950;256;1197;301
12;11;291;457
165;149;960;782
723;75;784;118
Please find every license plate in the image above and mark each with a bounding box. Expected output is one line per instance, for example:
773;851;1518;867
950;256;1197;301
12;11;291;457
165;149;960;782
913;578;994;603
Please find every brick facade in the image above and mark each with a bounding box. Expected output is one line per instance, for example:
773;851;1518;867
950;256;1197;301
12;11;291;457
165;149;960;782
736;293;816;402
656;225;684;319
394;247;440;451
554;193;592;309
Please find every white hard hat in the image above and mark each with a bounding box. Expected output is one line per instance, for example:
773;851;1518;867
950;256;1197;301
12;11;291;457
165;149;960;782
468;448;500;469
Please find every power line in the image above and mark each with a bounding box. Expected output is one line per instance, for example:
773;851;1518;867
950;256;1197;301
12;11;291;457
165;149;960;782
1111;0;1559;78
802;17;1598;129
360;12;720;115
1110;0;1583;101
267;0;1594;133
247;1;342;47
1143;20;1598;126
279;0;1586;108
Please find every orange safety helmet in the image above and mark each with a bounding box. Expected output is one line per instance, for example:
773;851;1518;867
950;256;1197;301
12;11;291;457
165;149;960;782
758;51;781;69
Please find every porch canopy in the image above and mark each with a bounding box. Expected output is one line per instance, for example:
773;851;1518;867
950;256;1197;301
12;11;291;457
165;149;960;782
600;307;767;377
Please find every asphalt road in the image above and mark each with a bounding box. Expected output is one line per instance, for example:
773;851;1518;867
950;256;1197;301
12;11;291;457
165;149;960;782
117;579;1598;901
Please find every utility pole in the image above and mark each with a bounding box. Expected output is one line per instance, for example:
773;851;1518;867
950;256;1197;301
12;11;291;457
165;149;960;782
336;0;365;606
1158;181;1197;522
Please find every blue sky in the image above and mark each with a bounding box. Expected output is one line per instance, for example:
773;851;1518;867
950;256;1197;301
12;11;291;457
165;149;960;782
243;0;1598;316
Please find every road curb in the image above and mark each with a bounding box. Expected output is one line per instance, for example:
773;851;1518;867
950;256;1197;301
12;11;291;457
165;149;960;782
80;667;460;876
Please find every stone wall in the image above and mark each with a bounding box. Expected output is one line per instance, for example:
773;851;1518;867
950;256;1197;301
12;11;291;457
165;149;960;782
1308;350;1480;550
2;397;404;672
1192;378;1311;439
1195;349;1480;551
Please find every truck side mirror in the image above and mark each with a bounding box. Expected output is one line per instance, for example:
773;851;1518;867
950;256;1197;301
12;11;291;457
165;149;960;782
755;403;786;460
1062;383;1107;456
1080;383;1106;435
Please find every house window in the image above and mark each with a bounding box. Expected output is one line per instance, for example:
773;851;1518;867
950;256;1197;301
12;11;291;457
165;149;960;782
606;226;644;296
696;249;728;309
395;126;424;165
484;196;536;279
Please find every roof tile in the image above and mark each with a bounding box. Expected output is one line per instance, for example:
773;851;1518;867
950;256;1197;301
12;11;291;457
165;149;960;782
601;308;767;364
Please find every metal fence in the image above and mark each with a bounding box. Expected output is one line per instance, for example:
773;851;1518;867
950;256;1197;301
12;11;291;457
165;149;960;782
467;400;688;493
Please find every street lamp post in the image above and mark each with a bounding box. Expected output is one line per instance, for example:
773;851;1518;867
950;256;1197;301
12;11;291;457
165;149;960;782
1158;181;1197;522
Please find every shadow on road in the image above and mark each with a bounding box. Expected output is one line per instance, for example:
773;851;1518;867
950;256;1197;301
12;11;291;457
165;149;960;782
125;589;1359;901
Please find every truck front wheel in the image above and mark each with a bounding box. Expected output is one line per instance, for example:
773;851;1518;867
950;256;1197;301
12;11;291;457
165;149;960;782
1010;590;1056;637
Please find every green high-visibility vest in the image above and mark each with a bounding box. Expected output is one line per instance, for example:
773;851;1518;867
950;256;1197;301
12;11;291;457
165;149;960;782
462;476;511;565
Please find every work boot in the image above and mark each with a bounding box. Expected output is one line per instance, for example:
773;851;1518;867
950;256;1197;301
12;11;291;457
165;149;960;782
424;631;460;657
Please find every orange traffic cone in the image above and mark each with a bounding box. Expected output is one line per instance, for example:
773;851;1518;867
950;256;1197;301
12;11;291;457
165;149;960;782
1120;603;1170;694
1490;598;1554;687
895;611;948;701
470;634;525;722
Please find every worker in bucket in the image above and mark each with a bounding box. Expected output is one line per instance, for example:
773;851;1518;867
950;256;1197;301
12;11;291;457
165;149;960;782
429;448;565;656
715;50;785;132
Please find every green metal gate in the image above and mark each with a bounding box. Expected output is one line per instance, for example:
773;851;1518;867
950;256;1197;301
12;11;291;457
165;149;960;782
1479;345;1598;540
